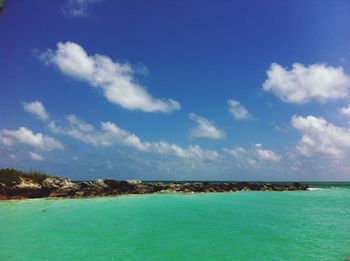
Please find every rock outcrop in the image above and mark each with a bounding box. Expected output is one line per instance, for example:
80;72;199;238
15;177;42;189
0;176;309;200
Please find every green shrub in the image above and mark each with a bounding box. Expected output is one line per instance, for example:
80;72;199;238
0;168;49;186
22;171;49;184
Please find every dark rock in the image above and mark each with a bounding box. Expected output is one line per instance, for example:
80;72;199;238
0;173;309;199
94;179;108;188
79;182;91;189
75;191;84;197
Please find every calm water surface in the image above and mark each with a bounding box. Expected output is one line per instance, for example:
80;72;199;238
1;186;350;261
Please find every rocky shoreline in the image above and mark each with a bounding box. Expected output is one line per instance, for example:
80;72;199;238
0;176;309;200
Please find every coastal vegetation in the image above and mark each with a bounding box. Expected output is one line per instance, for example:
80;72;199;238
0;168;49;186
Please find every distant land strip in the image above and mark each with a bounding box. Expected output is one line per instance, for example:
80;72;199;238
0;168;308;200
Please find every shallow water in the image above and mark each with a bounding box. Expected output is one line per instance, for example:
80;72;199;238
1;188;350;261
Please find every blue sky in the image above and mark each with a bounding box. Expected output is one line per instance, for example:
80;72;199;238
1;0;350;181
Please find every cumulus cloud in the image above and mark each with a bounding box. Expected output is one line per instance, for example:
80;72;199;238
66;114;95;132
291;115;350;157
189;113;225;139
227;99;251;120
62;0;101;17
39;41;181;113
263;63;350;104
339;104;350;117
23;101;49;121
49;116;218;161
49;118;149;150
0;127;63;151
256;148;281;162
223;147;247;158
152;143;219;161
29;151;45;161
223;144;281;168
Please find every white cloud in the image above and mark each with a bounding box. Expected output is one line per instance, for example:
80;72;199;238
62;0;101;17
39;41;181;113
66;114;95;132
189;113;225;139
223;147;247;158
49;119;148;150
339;104;350;117
227;99;251;120
29;151;45;161
256;148;281;162
152;143;219;161
49;116;218;161
223;144;281;168
23;101;49;121
291;115;350;157
263;63;350;104
0;127;63;151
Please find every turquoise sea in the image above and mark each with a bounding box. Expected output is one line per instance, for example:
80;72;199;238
1;184;350;261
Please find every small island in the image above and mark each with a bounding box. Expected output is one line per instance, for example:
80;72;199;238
0;168;308;200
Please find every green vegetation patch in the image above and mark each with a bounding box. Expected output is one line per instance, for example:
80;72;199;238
0;168;49;186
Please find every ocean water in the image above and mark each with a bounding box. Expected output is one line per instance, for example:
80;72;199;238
1;186;350;261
